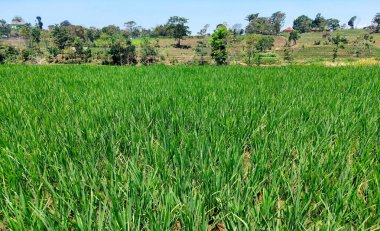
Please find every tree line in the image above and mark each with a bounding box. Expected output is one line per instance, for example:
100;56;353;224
0;12;379;65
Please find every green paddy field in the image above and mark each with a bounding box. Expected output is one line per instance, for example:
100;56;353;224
0;65;379;230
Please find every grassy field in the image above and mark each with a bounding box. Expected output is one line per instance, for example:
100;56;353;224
0;65;379;230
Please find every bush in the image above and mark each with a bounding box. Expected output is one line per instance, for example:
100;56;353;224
0;52;5;64
20;49;33;62
140;38;159;65
109;41;137;66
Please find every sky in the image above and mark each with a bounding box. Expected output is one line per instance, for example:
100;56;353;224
1;0;379;33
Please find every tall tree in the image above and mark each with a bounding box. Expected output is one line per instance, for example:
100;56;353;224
246;13;259;23
198;24;210;36
31;27;41;47
60;20;72;27
372;13;380;32
166;16;190;47
12;16;23;22
271;11;286;35
210;25;229;65
51;25;72;50
124;21;140;39
293;15;313;33
245;35;260;64
348;16;357;29
36;16;43;29
230;24;243;36
327;19;340;31
246;17;272;35
288;30;300;45
0;19;11;37
312;13;327;31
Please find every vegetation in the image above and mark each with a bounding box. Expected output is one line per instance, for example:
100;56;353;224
0;12;379;66
0;65;379;230
210;25;229;65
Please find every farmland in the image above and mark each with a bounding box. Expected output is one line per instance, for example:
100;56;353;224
0;65;379;230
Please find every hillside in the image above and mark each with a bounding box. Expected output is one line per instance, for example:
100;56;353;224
1;29;380;65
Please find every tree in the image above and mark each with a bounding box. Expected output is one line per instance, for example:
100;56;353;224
245;35;260;64
36;16;43;29
256;36;275;52
293;15;313;33
348;16;357;29
51;25;72;50
109;41;137;65
124;21;140;39
198;24;210;36
210;25;229;65
328;34;348;62
60;20;72;27
140;38;159;65
151;25;170;37
0;19;11;37
19;25;32;47
246;17;272;35
288;30;300;45
271;11;286;35
12;16;23;23
101;25;121;36
31;27;41;47
312;13;327;31
246;14;259;23
230;24;243;37
166;16;190;47
327;19;340;31
373;13;380;32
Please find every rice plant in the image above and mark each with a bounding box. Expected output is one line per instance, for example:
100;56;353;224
0;65;379;230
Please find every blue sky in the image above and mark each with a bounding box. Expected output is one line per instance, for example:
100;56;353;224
1;0;378;33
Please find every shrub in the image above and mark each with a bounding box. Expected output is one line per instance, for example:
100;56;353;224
140;38;159;65
109;41;137;66
20;49;33;62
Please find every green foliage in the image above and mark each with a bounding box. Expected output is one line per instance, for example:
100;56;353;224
60;20;72;27
312;13;327;31
31;27;41;46
245;17;272;35
36;16;43;29
210;25;229;65
0;66;379;230
283;48;293;63
293;15;313;33
256;36;275;52
51;25;73;50
19;48;32;62
245;12;285;35
0;19;11;37
140;38;159;65
271;11;286;35
373;13;380;32
348;16;357;29
289;31;300;45
328;34;349;62
166;16;191;47
109;41;137;65
194;39;210;65
245;34;260;64
0;44;19;63
327;18;340;31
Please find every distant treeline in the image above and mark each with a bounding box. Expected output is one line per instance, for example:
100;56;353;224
0;12;379;65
